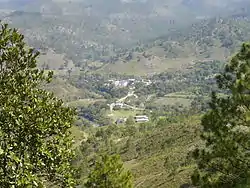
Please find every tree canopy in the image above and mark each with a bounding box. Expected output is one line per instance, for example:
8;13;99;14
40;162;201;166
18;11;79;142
191;42;250;187
85;154;133;188
0;22;76;187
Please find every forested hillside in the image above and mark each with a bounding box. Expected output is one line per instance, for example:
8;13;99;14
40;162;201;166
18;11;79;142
0;0;249;70
3;11;250;75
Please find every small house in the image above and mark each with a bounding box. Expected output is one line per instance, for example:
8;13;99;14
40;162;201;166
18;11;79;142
134;115;149;123
115;118;127;125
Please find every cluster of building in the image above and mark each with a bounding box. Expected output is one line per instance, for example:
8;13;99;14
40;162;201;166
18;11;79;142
115;115;149;125
106;78;152;88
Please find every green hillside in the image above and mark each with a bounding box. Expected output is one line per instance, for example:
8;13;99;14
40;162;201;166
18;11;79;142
0;0;249;72
99;15;250;75
74;114;202;188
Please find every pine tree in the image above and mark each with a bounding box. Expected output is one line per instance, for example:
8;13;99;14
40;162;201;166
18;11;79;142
85;154;133;188
191;42;250;187
0;22;76;187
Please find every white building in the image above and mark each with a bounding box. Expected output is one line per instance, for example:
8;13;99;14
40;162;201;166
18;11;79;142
134;115;149;123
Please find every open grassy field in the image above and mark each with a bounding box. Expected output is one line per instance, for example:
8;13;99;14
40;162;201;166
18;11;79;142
154;97;192;107
108;109;142;121
97;56;198;76
150;92;195;108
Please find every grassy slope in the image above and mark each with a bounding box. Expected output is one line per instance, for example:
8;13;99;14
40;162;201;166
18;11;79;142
45;76;87;102
99;57;197;76
124;115;201;188
73;114;202;187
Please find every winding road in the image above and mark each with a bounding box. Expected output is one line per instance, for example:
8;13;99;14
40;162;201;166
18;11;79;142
108;91;143;113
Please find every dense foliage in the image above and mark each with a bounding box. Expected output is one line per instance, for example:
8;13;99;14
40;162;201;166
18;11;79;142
85;154;133;188
135;60;223;97
0;22;76;187
192;43;250;187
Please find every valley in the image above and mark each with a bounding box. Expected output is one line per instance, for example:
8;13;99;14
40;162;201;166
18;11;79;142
0;0;250;187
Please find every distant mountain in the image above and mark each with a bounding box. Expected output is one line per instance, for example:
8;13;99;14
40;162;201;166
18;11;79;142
0;0;36;9
0;0;250;71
